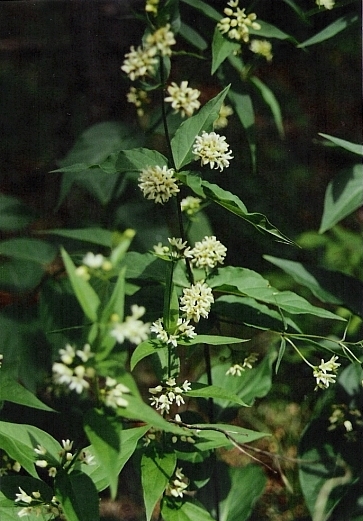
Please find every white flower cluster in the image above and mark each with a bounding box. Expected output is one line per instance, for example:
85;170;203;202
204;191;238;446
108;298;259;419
180;282;214;323
150;317;197;347
185;235;227;269
165;467;189;498
75;251;112;281
149;377;192;413
217;0;261;43
145;0;159;15
328;404;363;440
313;355;340;390
110;305;150;345
225;353;259;376
214;103;234;129
316;0;335;9
103;377;130;409
249;39;273;61
192;131;233;171
52;343;95;395
138;165;180;204
0;452;21;477
121;24;176;81
15;489;64;519
127;86;150;116
164;81;201;118
180;196;203;216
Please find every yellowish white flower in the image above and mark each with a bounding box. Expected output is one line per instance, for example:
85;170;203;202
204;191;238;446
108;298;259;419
316;0;335;9
164;81;201;117
192;131;233;171
138;165;180;204
165;468;189;498
15;487;33;504
217;0;261;43
214;103;234;129
76;343;95;363
226;354;258;376
18;507;34;517
75;265;90;281
313;355;340;390
121;45;158;81
180;196;202;216
145;0;159;15
82;252;104;268
127;86;150;116
149;378;191;413
180;282;214;322
110;305;150;345
150;317;197;347
250;39;273;61
185;235;227;269
59;343;75;365
145;24;176;56
103;377;130;409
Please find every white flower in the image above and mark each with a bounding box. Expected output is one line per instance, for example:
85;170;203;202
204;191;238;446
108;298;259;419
150;317;196;347
313;355;340;390
35;460;48;468
69;365;90;394
168;237;188;250
110;305;150;345
165;81;201;117
62;439;73;451
18;507;34;517
316;0;335;8
165;468;189;498
180;196;202;216
76;343;95;363
145;0;159;15
192;131;233;171
52;362;73;386
75;265;90;281
127;86;150;116
48;467;57;477
153;242;170;256
121;45;158;81
180;282;214;322
249;39;273;61
214;103;234;129
186;235;227;269
149;379;191;413
226;363;244;376
59;344;75;365
217;0;261;43
34;445;47;456
319;355;340;373
104;379;130;409
79;450;95;465
145;24;176;56
82;252;104;268
15;487;33;504
0;354;3;367
138;165;180;204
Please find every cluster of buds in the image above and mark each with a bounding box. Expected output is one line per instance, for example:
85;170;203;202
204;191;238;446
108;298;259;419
313;355;340;390
150;317;197;347
328;404;363;441
33;439;95;479
52;343;95;395
165;467;190;498
149;377;192;414
0;451;21;477
15;489;65;519
225;353;259;376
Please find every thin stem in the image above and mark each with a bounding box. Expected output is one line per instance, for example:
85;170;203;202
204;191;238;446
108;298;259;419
285;337;314;368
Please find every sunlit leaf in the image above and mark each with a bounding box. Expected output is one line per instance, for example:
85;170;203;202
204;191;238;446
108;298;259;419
318;133;362;156
130;339;167;371
0;375;54;412
211;28;240;74
142;450;176;521
162;498;216;521
187;383;249;407
178;334;249;346
55;470;100;521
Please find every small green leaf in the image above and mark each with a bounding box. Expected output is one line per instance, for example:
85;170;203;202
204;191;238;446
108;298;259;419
193;424;268;451
187;383;249;407
179;21;208;50
179;334;249;346
130;340;167;371
114;148;169;173
171;85;230;170
227;89;256;172
319;164;363;233
162;498;216;521
211;28;240;74
250;76;284;138
180;0;221;21
275;337;286;374
55;470;100;521
39;227;113;247
0;376;54;412
251;19;295;41
298;13;359;48
61;248;100;322
0;239;57;264
141;450;176;521
318;133;362;156
176;171;205;197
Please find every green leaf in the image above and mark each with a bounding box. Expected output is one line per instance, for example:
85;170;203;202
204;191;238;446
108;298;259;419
250;76;284;138
0;258;44;293
55;470;100;521
251;19;294;41
0;421;61;477
264;255;363;317
39;227;113;248
179;21;208;50
130;340;167;371
227;89;256;172
180;0;221;21
193;424;268;451
171;85;230;170
0;376;54;412
162;499;216;521
0;194;35;231
176;171;205;197
84;408;122;499
0;239;57;264
61;247;100;322
318;133;362;156
141;450;176;521
219;465;267;521
211;28;240;74
100;266;126;324
298;13;359;48
114;148;169;173
201;181;294;245
179;334;249;346
209;266;345;321
275;337;286;374
319;164;363;233
187;383;249;407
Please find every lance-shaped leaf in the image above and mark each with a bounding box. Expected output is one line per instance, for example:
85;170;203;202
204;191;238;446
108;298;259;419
171;85;230;170
114;148;169;173
250;19;295;41
162;498;217;521
318;133;362;156
179;21;208;50
298;13;359;48
61;248;100;322
130;339;167;371
180;0;221;21
141;450;176;521
0;375;55;412
319;164;363;233
201;181;294;245
211;28;240;74
178;334;249;346
55;470;100;521
250;76;284;138
38;227;113;248
187;383;249;407
227;88;256;173
193;424;268;451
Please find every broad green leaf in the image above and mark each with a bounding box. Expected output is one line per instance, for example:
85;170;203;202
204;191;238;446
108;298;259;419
179;21;207;50
219;465;267;521
55;470;100;521
171;85;230;170
114;148;169;173
0;421;61;477
0;194;35;231
298;13;359;47
0;475;53;504
0;376;54;412
211;28;240;74
178;334;249;346
61;247;100;322
187;383;249;407
209;266;345;321
180;0;221;21
0;238;57;264
250;76;284;138
130;339;167;371
162;499;216;521
176;171;205;197
264;255;363;317
318;133;362;156
82;425;149;492
213;295;302;332
84;408;122;499
141;450;176;521
201;181;294;245
193;424;268;451
227;89;256;172
319;164;363;233
39;227;113;248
